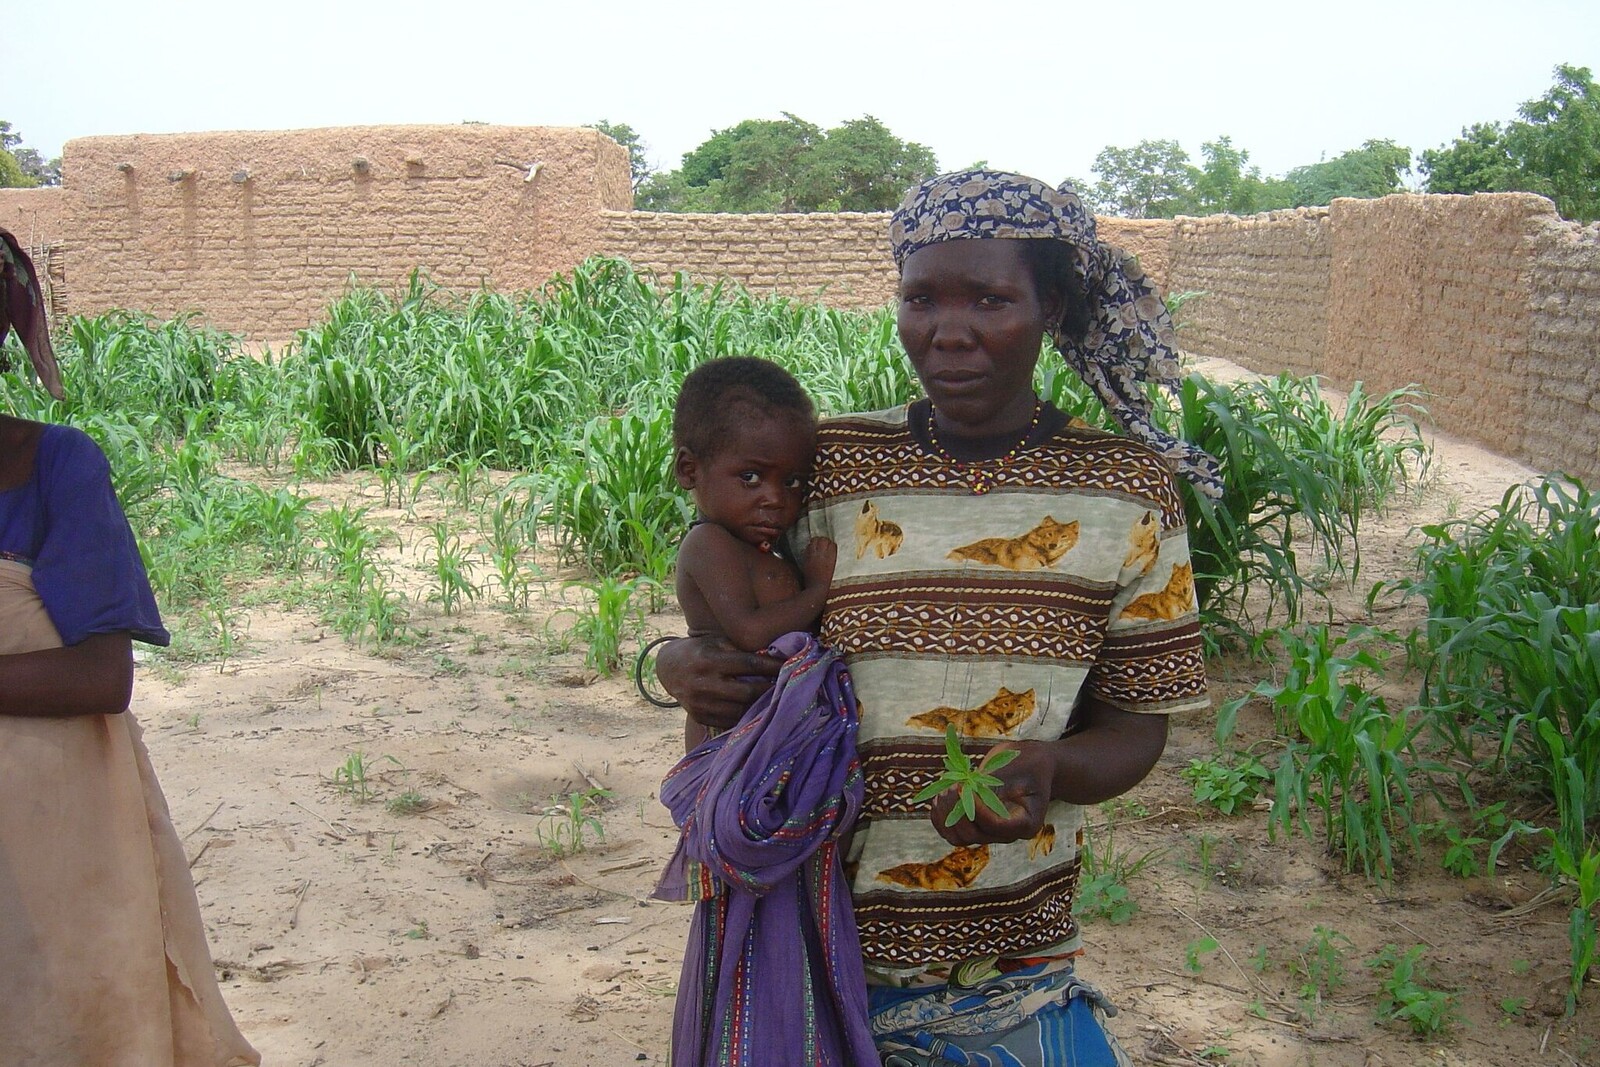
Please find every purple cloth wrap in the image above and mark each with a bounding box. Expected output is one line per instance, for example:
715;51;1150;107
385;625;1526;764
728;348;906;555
654;632;877;1067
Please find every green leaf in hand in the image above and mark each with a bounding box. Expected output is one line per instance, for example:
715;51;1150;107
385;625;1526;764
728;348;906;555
911;725;1021;827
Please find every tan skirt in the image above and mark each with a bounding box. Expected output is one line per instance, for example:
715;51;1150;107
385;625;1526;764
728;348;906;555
0;560;259;1066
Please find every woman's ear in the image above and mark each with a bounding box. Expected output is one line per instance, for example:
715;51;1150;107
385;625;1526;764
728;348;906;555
674;447;698;490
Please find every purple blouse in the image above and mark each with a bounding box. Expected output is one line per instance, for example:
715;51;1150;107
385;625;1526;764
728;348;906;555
0;424;169;647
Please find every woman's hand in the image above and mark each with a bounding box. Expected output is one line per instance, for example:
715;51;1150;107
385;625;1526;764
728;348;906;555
928;698;1169;846
655;635;783;733
929;740;1054;847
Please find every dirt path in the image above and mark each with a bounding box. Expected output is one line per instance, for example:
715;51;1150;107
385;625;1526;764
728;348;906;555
137;377;1597;1066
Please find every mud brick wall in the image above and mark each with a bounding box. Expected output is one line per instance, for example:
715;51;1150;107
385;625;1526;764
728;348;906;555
595;212;1178;312
596;211;899;309
0;187;67;248
1165;208;1331;377
1096;217;1174;296
1323;194;1551;461
60;125;630;339
0;187;71;318
1526;218;1600;482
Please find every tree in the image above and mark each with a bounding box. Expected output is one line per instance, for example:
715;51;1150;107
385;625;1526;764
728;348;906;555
589;120;651;192
1089;140;1196;218
637;114;938;213
1420;122;1520;195
1419;65;1599;221
792;116;937;212
1192;136;1294;216
1503;63;1599;222
1287;139;1411;206
0;121;36;188
0;122;59;188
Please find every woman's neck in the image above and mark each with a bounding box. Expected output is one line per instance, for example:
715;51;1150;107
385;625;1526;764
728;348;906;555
908;398;1066;463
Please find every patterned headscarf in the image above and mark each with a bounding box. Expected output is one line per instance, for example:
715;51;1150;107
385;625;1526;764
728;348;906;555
889;169;1224;499
0;228;63;400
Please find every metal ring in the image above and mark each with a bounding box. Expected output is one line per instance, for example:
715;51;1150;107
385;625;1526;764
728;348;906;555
634;635;682;708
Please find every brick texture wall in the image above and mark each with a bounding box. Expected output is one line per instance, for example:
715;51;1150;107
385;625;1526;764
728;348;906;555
1323;194;1549;459
1526;218;1600;479
594;211;1178;312
60;125;630;339
1166;208;1331;378
597;211;899;309
0;187;71;318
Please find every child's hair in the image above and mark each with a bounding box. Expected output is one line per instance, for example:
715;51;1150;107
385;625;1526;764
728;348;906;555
673;357;815;458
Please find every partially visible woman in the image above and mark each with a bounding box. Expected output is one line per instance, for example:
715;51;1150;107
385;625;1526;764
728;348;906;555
0;228;260;1066
657;171;1221;1065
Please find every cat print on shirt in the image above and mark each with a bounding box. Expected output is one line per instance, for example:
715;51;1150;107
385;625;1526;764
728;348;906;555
905;687;1036;737
947;516;1080;571
1120;562;1195;621
1123;510;1159;577
876;844;991;891
854;500;905;560
1028;823;1057;860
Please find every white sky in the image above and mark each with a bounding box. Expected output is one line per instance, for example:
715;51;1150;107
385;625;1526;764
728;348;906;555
6;0;1596;187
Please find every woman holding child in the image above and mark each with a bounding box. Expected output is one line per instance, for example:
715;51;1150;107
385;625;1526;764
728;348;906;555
658;170;1222;1066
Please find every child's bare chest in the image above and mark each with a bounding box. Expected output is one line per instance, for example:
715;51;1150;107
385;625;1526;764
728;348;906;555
750;552;803;606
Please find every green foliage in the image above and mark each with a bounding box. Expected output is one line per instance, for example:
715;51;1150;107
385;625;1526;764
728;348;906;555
1420;122;1521;196
0;123;58;188
913;726;1021;827
562;576;652;676
639;113;938;213
1423;64;1599;222
1399;477;1600;857
1183;936;1221;974
1366;945;1458;1035
537;787;612;856
588;120;651;191
1548;839;1600;1014
1192;137;1295;216
1246;626;1423;880
1287;139;1412;207
1291;926;1354;1020
1088;139;1196;218
332;751;400;801
1074;810;1159;926
1183;753;1271;816
1505;64;1600;222
1165;375;1355;638
1424;801;1512;878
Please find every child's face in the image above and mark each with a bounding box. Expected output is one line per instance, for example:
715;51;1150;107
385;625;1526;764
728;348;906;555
675;411;815;552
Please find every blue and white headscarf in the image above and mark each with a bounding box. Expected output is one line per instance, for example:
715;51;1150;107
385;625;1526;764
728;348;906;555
890;170;1224;499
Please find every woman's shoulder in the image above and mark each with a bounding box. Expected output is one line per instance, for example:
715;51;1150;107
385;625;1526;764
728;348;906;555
38;424;109;469
1040;423;1188;518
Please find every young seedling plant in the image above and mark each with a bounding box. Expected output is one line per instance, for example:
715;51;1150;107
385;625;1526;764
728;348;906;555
914;725;1020;827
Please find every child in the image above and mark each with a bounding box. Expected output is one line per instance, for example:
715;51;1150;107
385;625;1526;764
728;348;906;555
0;229;259;1065
656;358;875;1066
670;356;838;749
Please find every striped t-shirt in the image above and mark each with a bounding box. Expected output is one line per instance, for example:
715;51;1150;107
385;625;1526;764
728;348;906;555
793;404;1209;984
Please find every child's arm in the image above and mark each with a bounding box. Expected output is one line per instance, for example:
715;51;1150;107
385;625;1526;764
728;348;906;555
679;525;837;653
0;632;135;717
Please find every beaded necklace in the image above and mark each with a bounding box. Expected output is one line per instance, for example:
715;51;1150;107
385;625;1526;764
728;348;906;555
926;398;1042;495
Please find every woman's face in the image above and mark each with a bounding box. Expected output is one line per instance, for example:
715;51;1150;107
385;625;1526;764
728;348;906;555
896;239;1054;437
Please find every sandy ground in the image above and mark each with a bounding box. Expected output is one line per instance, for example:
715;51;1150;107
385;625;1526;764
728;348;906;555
135;369;1600;1066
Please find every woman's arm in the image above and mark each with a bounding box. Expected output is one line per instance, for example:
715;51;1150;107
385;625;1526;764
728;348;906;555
655;636;783;733
0;632;135;717
929;696;1168;847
